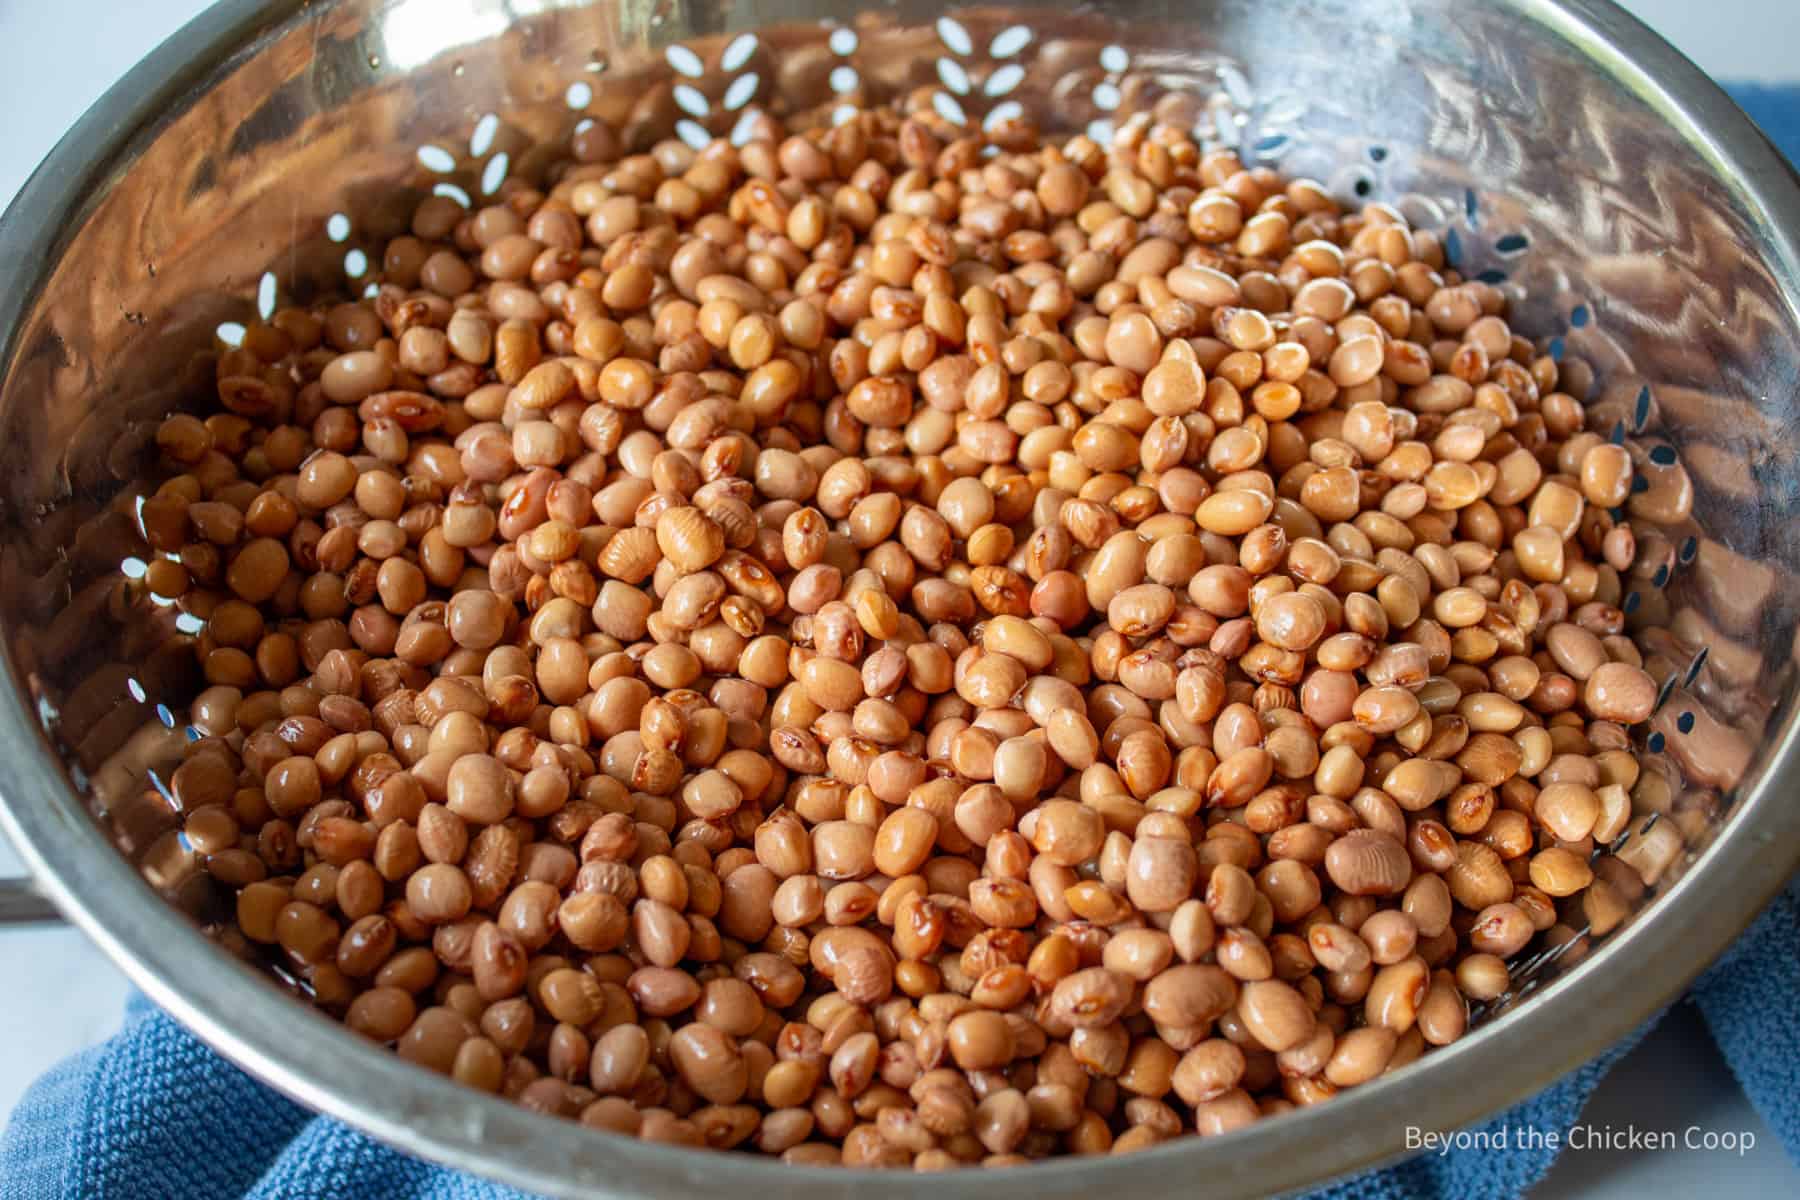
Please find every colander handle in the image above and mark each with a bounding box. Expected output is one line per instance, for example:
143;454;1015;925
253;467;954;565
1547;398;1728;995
0;875;62;924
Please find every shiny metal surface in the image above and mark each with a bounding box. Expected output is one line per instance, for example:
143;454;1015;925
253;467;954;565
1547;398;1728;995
1;0;1799;1195
0;879;61;925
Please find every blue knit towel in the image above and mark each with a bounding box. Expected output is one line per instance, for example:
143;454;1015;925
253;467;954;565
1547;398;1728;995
4;84;1799;1200
0;882;1791;1200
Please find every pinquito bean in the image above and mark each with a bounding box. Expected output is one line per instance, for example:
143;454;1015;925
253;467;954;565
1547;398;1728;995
131;88;1691;1165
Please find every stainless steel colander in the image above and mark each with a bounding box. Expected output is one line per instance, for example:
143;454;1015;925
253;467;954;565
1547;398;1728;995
3;1;1799;1195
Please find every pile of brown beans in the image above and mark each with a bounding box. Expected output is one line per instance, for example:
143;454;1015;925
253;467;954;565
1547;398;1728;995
138;96;1678;1166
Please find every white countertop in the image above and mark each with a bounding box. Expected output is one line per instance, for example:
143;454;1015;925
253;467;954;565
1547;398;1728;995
1;1;1796;1195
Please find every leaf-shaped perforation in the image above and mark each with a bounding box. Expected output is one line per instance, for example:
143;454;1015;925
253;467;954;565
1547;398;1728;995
469;112;500;157
723;73;760;112
984;64;1025;97
936;58;972;97
923;15;1041;131
989;25;1031;58
935;16;973;56
924;16;976;127
415;144;456;173
933;92;968;127
814;26;863;127
983;101;1025;132
663;44;705;79
720;33;757;72
664;33;775;146
716;33;767;130
672;84;711;119
1236;88;1307;164
971;24;1031;102
479;152;510;196
1087;44;1129;142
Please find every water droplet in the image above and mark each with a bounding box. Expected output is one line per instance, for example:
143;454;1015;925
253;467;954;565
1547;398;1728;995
326;213;352;242
829;28;858;56
367;53;382;70
1100;45;1129;73
452;61;465;77
344;248;369;277
1092;82;1122;112
586;50;607;73
830;66;859;95
215;322;246;347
